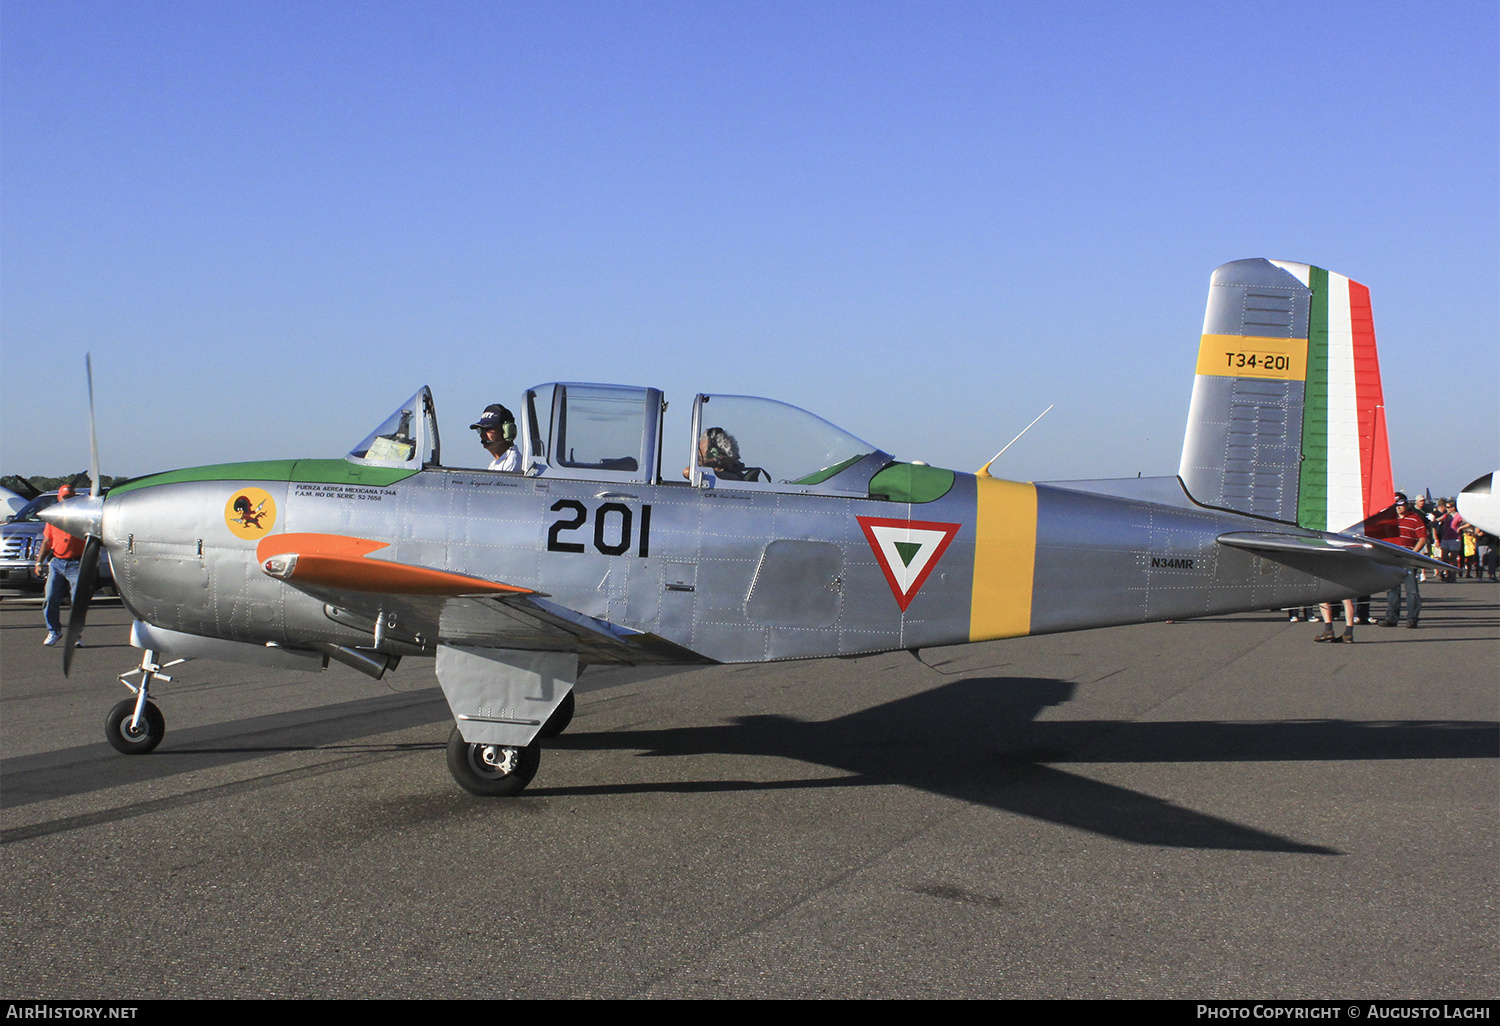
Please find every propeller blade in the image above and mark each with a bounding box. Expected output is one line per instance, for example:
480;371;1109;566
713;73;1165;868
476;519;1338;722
62;536;102;677
86;354;101;499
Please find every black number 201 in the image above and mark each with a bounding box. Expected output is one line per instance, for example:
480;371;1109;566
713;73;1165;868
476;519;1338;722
548;500;651;557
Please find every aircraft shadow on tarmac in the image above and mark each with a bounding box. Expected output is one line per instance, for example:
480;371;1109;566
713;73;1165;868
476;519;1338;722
5;674;1496;855
540;675;1498;856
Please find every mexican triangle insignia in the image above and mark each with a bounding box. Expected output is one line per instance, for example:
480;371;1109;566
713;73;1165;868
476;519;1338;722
856;516;961;612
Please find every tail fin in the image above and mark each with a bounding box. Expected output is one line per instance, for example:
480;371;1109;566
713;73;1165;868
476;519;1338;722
1178;258;1393;532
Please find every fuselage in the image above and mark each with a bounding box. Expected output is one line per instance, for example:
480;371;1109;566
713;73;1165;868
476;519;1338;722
102;458;1403;665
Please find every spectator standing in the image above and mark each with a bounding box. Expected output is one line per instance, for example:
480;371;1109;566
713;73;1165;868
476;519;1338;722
1379;493;1428;628
34;484;87;646
1435;499;1464;582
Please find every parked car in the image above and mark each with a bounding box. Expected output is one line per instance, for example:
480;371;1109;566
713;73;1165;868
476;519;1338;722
0;491;114;594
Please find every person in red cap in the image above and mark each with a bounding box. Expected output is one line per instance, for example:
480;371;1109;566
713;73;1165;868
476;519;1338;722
34;484;89;646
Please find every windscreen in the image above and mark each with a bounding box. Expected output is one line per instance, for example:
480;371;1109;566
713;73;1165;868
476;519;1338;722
347;387;440;468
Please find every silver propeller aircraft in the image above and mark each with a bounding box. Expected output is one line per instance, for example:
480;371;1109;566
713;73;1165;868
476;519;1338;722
1457;471;1498;535
42;258;1445;797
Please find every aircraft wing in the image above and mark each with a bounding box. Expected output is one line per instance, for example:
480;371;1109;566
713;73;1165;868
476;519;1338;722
1215;531;1449;572
256;533;712;666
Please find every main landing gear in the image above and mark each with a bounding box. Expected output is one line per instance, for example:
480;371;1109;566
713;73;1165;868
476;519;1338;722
537;689;575;738
105;649;181;755
444;690;574;796
446;728;542;796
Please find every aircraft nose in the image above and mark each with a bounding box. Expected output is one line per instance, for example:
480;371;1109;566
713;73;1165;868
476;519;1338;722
38;494;105;539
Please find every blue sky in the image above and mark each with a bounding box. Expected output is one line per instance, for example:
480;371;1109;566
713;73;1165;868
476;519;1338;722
3;1;1495;493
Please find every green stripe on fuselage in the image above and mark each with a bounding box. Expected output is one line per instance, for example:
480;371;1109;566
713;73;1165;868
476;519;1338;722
109;458;422;493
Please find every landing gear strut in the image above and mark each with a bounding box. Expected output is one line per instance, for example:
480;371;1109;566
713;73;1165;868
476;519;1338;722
445;727;541;797
106;648;181;755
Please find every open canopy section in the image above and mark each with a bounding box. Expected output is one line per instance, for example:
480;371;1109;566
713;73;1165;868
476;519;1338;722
691;394;891;493
525;383;664;484
347;387;441;470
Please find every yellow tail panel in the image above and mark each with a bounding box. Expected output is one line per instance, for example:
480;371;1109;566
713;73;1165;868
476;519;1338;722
1195;334;1309;382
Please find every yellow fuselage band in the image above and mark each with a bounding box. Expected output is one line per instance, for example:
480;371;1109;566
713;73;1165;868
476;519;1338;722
969;478;1037;642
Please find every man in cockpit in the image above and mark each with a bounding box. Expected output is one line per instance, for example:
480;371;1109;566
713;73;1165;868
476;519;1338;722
473;404;522;472
685;427;759;481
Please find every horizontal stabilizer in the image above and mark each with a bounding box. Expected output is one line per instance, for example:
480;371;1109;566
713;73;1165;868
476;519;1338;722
1216;531;1448;572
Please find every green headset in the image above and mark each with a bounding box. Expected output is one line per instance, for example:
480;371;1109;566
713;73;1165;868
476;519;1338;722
473;405;517;443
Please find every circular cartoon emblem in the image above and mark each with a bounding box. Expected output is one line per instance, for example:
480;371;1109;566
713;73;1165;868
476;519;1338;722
224;487;277;540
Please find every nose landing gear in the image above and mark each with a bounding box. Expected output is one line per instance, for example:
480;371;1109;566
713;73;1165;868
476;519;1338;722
106;649;182;755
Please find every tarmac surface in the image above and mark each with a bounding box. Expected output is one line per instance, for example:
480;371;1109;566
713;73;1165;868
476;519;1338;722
1;584;1495;999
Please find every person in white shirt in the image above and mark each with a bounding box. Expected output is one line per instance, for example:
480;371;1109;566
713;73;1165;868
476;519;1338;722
472;404;522;472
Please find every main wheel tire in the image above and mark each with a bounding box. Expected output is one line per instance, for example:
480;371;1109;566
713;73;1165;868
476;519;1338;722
105;699;165;755
537;690;576;739
445;726;540;797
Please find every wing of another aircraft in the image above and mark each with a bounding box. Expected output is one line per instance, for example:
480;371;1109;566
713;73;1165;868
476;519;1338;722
257;532;711;666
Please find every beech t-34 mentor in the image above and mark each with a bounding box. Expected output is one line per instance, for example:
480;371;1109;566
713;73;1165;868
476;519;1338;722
42;258;1445;796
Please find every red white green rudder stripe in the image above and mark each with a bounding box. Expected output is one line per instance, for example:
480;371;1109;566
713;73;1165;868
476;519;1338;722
1269;262;1394;532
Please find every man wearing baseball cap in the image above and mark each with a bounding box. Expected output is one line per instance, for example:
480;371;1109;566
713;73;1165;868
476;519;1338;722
472;404;521;473
1379;492;1427;628
34;483;88;646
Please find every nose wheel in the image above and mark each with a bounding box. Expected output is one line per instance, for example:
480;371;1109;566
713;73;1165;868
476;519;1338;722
106;698;165;754
446;727;541;796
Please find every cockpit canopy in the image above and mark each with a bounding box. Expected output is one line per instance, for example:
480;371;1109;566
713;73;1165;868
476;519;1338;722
687;393;886;491
346;382;950;501
518;384;892;493
524;383;665;485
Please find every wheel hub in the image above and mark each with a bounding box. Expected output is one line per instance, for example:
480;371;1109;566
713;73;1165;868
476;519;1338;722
478;745;518;775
